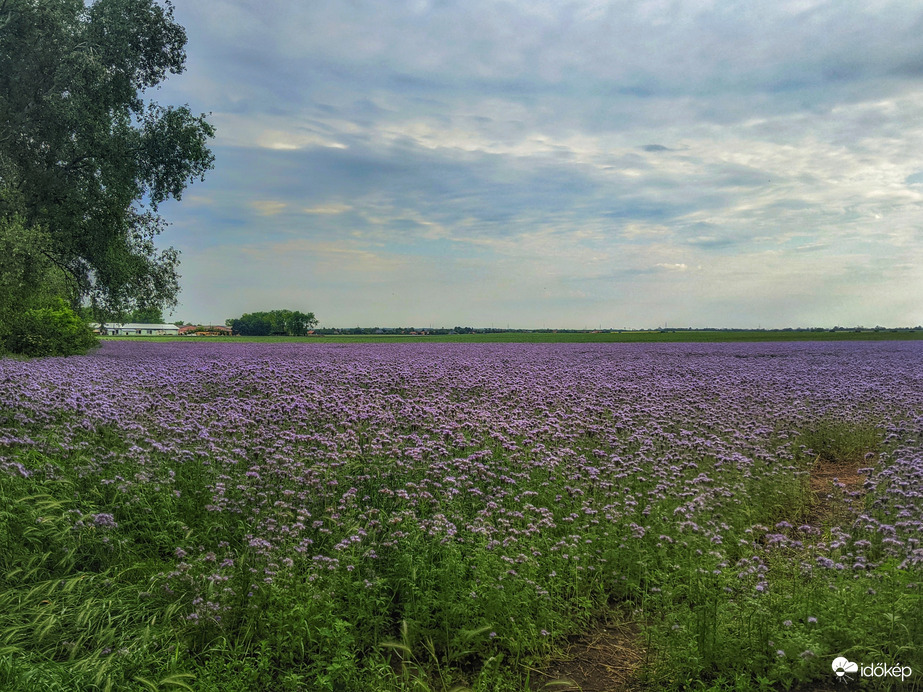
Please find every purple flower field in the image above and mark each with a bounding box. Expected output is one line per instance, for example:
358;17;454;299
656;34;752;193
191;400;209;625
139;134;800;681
1;340;922;689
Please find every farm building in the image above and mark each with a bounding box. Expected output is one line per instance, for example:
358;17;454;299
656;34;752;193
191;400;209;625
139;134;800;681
93;323;181;336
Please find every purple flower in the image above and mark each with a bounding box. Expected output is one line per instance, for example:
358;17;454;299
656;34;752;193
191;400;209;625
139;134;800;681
92;513;117;528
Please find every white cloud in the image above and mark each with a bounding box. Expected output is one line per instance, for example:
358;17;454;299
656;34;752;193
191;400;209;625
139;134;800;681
302;204;352;215
249;200;288;216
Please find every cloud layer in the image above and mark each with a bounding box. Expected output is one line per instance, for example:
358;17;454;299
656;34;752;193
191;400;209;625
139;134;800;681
156;0;923;327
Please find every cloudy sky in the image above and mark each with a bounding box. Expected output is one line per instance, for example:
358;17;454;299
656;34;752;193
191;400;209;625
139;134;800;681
154;0;923;329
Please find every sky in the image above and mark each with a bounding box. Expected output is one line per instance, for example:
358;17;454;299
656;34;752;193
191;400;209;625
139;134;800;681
153;0;923;329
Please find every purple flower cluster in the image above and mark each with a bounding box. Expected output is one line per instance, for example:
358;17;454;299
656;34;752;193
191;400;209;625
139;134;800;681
2;340;921;624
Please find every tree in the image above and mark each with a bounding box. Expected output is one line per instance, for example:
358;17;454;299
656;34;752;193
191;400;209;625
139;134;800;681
226;313;272;337
0;214;63;319
226;310;318;336
129;306;164;323
0;213;97;353
0;0;214;323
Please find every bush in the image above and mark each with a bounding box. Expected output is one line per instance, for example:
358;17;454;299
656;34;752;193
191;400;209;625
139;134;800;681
3;299;98;357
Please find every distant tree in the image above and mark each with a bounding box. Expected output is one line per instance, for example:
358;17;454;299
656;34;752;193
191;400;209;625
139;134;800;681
226;313;271;336
226;310;317;336
268;309;317;336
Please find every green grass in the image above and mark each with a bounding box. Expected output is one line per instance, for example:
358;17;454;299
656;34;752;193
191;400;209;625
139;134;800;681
796;418;881;466
102;328;923;344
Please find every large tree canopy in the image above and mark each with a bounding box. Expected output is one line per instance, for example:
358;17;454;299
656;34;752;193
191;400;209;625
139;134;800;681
0;0;214;318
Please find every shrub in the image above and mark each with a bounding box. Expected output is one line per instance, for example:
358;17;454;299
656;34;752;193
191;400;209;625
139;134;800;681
2;299;98;357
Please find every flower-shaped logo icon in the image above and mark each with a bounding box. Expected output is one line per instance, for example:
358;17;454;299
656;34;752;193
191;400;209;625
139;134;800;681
832;657;858;678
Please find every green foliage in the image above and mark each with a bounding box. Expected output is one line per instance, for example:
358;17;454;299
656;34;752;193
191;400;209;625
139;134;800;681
0;216;65;314
226;309;318;336
796;417;880;465
2;402;920;690
0;0;214;318
0;452;192;691
646;554;923;691
2;298;97;357
129;306;165;324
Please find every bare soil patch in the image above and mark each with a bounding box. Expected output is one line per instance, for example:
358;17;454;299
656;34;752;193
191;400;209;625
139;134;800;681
535;617;646;692
805;456;868;526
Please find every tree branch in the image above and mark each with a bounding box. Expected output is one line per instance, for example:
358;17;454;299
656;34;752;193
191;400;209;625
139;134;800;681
62;155;93;173
39;248;83;294
0;1;11;31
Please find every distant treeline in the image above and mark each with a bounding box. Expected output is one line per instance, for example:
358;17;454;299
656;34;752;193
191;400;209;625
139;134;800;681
310;325;923;335
312;326;527;335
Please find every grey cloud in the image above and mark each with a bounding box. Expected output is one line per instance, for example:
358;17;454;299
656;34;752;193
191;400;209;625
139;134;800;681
176;140;616;238
169;0;923;134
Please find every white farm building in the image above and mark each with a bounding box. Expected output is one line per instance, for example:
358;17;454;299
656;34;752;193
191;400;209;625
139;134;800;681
93;323;180;336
